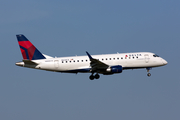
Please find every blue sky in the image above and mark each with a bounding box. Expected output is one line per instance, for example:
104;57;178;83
0;0;180;120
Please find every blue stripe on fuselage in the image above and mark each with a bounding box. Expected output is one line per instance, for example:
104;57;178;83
61;68;91;73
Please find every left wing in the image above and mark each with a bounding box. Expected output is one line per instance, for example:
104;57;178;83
86;52;109;72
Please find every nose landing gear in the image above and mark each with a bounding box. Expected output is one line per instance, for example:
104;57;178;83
89;73;100;80
146;67;152;77
147;73;151;77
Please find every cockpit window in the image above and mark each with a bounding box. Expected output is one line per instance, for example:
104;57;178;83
153;54;160;57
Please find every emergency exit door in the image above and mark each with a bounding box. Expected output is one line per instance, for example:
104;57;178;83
144;54;149;63
54;60;59;68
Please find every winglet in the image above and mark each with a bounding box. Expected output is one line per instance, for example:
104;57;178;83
86;51;93;60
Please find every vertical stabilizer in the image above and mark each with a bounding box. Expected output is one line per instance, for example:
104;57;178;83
16;34;46;60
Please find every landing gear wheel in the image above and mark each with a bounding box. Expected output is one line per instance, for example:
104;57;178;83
89;75;94;80
94;74;100;79
147;73;151;77
89;73;100;80
146;68;152;77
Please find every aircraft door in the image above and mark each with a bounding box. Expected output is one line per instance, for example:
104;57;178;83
54;60;59;69
144;54;149;63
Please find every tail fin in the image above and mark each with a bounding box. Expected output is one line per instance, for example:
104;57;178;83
16;34;46;60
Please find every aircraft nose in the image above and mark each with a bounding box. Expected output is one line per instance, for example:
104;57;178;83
162;59;168;65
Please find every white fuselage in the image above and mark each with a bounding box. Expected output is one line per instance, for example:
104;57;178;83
16;52;167;74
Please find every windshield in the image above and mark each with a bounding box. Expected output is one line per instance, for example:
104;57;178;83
153;54;159;57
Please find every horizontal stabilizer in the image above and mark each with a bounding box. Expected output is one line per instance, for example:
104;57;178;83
43;54;53;59
23;59;38;65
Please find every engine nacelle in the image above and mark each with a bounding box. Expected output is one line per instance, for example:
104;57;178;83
106;65;123;74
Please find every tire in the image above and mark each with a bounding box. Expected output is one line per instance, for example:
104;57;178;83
94;74;100;79
89;75;94;80
147;73;151;77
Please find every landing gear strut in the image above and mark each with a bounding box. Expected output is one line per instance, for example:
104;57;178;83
146;67;152;77
89;73;100;80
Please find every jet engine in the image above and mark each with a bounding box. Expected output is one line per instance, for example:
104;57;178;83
104;65;123;75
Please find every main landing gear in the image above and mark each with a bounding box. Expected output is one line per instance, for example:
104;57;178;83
89;73;100;80
146;67;152;77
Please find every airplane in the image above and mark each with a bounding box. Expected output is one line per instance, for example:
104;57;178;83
15;34;168;80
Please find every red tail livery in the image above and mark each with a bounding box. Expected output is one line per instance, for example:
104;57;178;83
16;34;45;60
